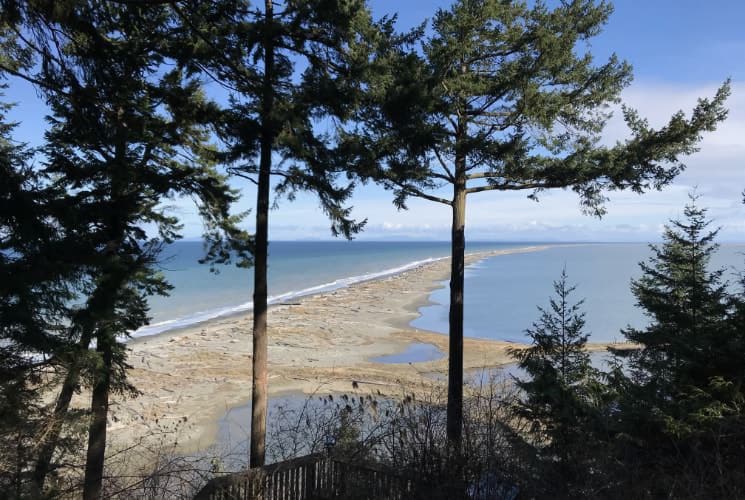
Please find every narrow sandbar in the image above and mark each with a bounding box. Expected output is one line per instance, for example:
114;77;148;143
95;244;618;461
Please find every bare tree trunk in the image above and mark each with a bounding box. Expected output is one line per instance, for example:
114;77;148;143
249;0;274;470
36;236;123;496
31;330;92;494
82;340;112;500
447;175;466;447
446;63;469;451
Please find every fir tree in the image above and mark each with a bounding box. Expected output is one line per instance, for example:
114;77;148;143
617;195;738;439
347;0;730;447
0;91;81;497
173;0;381;467
509;269;596;482
595;195;745;497
1;3;252;497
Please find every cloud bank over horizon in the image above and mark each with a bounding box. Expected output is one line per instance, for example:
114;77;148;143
3;0;743;243
173;80;744;243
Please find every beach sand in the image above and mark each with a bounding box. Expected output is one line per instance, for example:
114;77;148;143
98;245;614;462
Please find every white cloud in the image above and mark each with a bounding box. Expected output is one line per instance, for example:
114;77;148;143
176;80;745;242
603;80;745;195
459;80;745;241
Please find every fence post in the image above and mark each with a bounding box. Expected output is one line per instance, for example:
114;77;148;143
307;459;316;499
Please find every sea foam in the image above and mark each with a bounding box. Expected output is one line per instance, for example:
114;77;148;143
130;255;446;339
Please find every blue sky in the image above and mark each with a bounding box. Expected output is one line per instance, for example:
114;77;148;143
4;1;745;241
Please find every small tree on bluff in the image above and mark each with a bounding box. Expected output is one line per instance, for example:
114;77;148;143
617;195;737;438
509;269;597;481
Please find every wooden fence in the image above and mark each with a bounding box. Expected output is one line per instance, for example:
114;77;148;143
194;454;413;500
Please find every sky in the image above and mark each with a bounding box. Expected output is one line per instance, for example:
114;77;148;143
4;0;745;242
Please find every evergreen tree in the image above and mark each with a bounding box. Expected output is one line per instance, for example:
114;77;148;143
347;0;730;446
617;195;737;438
173;0;381;467
609;195;745;497
1;3;252;497
0;91;81;497
509;269;597;483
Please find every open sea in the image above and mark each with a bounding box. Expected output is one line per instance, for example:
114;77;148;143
142;241;745;343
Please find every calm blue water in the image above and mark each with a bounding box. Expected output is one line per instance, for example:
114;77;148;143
139;241;744;342
412;243;745;343
371;343;445;364
139;241;524;337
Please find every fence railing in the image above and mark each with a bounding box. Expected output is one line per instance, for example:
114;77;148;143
194;454;413;500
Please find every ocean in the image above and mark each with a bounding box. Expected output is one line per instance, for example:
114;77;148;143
142;241;745;343
413;243;745;343
140;240;521;338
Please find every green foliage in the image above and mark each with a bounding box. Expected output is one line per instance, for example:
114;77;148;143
0;88;76;359
0;1;253;494
616;195;739;438
342;0;729;449
176;0;381;237
0;91;81;495
347;0;729;214
172;0;386;467
599;195;745;498
506;203;745;498
509;269;601;482
22;0;251;388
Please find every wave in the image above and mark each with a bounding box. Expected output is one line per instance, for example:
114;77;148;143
129;255;447;340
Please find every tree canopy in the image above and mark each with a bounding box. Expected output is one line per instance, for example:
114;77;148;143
344;0;730;446
0;1;251;495
509;269;599;485
171;0;384;466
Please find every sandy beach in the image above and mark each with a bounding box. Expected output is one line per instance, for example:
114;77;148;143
98;245;614;461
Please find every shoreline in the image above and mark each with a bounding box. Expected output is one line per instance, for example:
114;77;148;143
126;245;535;346
129;254;454;341
100;244;618;465
129;242;588;342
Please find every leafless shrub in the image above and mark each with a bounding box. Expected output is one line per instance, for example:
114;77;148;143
98;415;240;499
265;373;534;499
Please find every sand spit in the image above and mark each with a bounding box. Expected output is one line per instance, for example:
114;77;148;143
92;245;615;458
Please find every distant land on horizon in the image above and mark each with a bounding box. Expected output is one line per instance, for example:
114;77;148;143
178;237;745;244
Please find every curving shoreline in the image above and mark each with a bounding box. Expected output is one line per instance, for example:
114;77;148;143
94;244;614;463
130;254;452;340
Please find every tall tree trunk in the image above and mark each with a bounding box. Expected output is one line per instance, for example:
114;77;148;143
31;330;92;494
82;339;112;500
447;173;466;446
249;0;274;469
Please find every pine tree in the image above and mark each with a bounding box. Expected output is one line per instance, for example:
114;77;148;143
618;195;736;437
173;0;381;467
509;269;596;481
1;3;252;497
0;91;81;496
347;0;730;446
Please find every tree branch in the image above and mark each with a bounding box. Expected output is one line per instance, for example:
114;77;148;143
432;146;455;181
227;168;258;185
404;188;452;206
466;172;501;180
392;180;452;206
0;63;72;98
170;2;256;90
431;172;453;182
465;181;557;195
